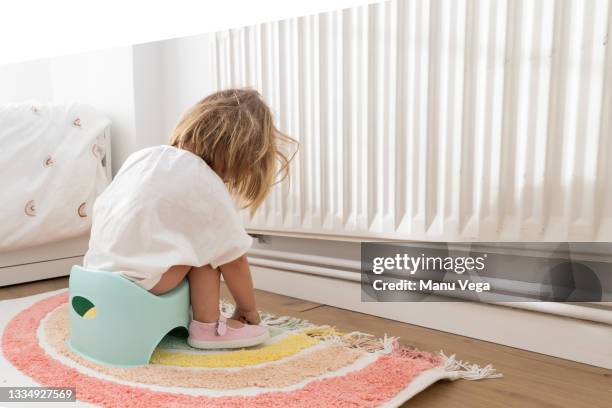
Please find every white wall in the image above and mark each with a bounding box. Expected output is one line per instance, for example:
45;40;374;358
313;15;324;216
0;47;137;175
131;34;217;147
49;48;137;175
157;33;216;139
0;37;217;173
0;59;54;103
132;42;165;148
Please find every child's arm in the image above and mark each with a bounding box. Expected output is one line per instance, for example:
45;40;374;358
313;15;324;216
218;255;260;324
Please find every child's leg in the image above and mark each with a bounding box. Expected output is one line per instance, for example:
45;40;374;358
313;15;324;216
150;265;191;295
151;264;248;328
187;265;221;323
186;263;269;349
188;265;246;328
218;255;260;323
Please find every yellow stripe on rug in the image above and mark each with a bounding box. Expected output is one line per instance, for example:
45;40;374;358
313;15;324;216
150;333;319;368
43;306;365;389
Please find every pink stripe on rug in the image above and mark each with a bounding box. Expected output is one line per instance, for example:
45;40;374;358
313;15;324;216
2;292;442;407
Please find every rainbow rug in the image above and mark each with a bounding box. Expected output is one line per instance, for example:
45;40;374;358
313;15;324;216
0;290;500;407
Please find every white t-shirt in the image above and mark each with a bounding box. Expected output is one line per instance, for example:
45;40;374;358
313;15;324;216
83;145;252;290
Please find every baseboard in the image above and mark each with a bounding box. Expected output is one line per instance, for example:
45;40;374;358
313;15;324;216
250;264;612;369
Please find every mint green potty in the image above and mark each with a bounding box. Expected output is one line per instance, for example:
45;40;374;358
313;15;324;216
68;265;190;367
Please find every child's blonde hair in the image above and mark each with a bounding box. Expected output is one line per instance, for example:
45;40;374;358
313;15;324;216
169;88;296;213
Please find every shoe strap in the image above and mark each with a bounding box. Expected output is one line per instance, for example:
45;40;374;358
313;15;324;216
215;316;227;336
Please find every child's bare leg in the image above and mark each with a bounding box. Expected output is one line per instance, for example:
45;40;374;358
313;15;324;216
218;255;260;323
188;265;221;323
150;265;191;295
151;264;246;327
189;265;245;328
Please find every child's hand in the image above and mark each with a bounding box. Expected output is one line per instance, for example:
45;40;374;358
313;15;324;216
232;308;261;325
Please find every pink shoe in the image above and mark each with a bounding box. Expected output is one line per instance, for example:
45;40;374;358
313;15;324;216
187;316;269;349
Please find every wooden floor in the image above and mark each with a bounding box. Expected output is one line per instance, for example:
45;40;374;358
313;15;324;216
1;277;611;407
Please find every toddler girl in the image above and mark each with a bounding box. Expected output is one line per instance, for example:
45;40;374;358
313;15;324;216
84;89;295;349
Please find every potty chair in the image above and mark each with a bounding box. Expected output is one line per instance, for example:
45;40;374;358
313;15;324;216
68;265;190;367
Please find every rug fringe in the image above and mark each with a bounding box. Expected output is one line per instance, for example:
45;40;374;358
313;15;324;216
220;299;314;331
221;299;502;380
301;326;398;354
261;313;313;331
439;351;503;380
220;299;391;353
220;299;236;316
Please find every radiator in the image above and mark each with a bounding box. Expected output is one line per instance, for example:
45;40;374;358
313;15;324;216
210;0;612;242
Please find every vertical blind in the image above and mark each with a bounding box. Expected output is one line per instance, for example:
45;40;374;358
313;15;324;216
211;0;612;242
